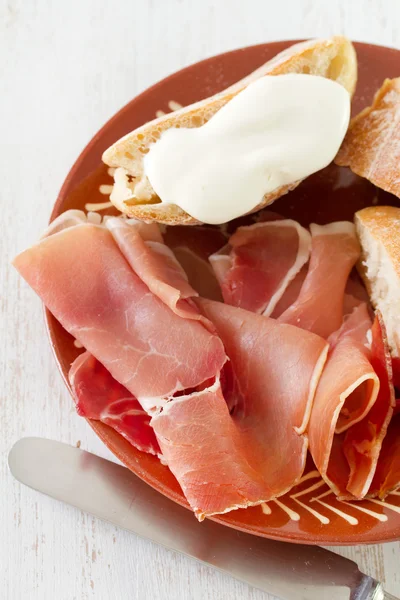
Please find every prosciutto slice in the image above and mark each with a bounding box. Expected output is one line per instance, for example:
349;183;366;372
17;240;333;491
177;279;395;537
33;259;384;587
42;209;94;236
343;273;371;317
279;222;360;338
16;207;399;519
391;357;400;390
369;414;400;498
342;312;395;498
13;222;226;404
163;225;227;301
70;351;160;455
105;217;212;328
273;268;368;320
308;304;381;498
152;299;328;520
209;220;311;316
270;265;308;318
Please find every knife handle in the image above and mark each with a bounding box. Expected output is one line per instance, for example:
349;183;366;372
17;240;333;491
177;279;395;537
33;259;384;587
9;438;400;600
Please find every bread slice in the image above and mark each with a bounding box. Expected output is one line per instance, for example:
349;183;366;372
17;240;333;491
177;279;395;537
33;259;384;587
336;78;400;198
355;206;400;357
103;36;357;225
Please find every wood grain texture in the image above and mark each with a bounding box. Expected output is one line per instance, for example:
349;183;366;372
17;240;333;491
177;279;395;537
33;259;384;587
2;0;400;598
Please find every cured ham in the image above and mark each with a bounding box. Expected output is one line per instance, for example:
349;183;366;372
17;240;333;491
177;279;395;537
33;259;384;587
272;268;368;320
308;304;381;498
343;271;371;316
342;312;395;498
391;357;400;390
42;209;94;236
70;351;160;455
208;244;232;289
152;299;328;519
163;225;227;301
14;206;400;521
105;217;212;328
13;222;226;405
270;265;308;318
369;414;400;498
279;222;360;338
209;220;311;316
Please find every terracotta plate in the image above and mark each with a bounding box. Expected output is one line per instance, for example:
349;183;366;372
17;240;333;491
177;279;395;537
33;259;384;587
47;40;400;545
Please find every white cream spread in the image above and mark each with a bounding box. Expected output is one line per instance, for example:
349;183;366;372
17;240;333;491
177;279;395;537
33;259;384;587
143;74;350;224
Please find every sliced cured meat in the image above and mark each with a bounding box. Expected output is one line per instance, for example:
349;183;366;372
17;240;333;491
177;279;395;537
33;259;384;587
209;220;311;316
273;268;368;321
270;265;308;318
42;209;91;236
171;245;223;302
343;271;371;316
198;299;329;435
395;399;400;417
42;210;196;322
308;304;380;498
17;209;395;517
369;414;400;498
345;271;370;305
164;225;227;301
342;312;395;498
119;217;164;243
152;299;328;520
70;351;160;455
13;223;226;403
209;244;232;289
42;209;160;240
391;357;400;390
105;217;211;327
279;222;360;338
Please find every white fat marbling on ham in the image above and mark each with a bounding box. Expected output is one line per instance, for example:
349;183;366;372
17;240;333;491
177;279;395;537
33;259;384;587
308;304;393;499
70;351;160;456
279;222;360;338
13;222;226;400
105;217;214;330
209;220;311;316
15;209;399;519
152;299;328;520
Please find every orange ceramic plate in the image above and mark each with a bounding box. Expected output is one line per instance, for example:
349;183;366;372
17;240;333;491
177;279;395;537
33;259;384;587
47;40;400;545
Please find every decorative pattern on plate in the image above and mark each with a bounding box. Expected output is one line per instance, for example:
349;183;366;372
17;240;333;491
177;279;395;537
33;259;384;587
156;100;183;118
88;167;116;212
260;470;400;526
49;40;400;545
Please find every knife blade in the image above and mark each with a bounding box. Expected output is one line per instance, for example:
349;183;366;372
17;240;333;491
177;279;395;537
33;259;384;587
8;438;398;600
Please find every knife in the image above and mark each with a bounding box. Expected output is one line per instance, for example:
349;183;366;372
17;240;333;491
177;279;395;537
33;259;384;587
8;438;398;600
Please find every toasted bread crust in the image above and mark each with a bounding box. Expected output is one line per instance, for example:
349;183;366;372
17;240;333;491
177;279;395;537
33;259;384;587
103;36;357;225
115;180;300;225
336;79;400;198
355;206;400;282
355;206;400;357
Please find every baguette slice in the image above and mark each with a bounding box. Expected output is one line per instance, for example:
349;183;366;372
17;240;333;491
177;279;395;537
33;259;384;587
355;206;400;357
103;36;357;225
336;78;400;198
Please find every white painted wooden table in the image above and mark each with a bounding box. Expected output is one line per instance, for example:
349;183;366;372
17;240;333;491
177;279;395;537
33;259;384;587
2;1;400;598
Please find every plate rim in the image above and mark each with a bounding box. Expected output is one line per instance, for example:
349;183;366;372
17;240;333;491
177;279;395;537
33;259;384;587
46;38;400;546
